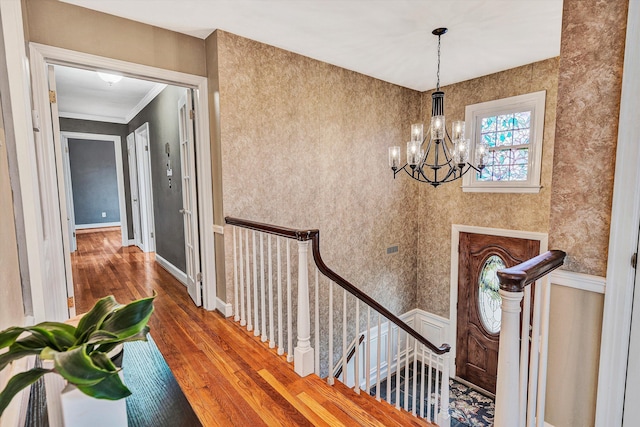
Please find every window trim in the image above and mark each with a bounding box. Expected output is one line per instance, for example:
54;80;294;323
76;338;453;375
462;90;546;193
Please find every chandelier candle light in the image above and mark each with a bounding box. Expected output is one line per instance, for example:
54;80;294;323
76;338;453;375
389;28;489;187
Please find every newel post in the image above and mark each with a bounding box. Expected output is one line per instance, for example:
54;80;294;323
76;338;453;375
494;288;524;427
294;240;314;376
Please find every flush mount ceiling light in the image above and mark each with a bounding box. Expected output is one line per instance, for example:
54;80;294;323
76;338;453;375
97;71;123;86
388;28;489;188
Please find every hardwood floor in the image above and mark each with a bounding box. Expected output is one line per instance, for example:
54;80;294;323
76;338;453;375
71;228;433;426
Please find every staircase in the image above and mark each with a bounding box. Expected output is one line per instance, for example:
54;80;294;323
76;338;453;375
225;217;565;427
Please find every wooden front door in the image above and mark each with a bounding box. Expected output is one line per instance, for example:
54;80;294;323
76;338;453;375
456;232;540;394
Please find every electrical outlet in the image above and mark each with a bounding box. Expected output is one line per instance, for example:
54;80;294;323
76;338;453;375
101;212;107;218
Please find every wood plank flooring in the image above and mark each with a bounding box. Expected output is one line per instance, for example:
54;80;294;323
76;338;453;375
71;228;434;426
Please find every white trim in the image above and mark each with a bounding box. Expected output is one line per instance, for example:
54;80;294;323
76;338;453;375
449;224;548;375
126;239;135;246
26;43;218;320
462;90;546;193
58;111;128;124
0;0;48;322
75;222;121;230
155;254;187;286
549;270;606;294
596;0;640;425
133;122;155;253
124;83;167;123
61;131;128;247
213;224;224;235
216;298;233;317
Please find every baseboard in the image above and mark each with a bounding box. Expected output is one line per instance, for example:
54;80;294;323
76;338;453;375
216;297;233;317
75;221;121;230
155;254;187;286
549;269;606;294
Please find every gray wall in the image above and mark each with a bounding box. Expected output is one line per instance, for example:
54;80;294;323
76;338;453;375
128;85;187;272
68;138;120;225
59;118;133;236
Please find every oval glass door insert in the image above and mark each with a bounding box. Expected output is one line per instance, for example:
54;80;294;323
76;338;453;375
478;255;506;334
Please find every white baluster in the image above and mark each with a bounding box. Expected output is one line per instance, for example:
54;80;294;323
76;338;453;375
260;233;267;342
277;238;284;356
404;330;409;411
375;313;381;401
233;227;239;322
328;280;334;386
495;289;525;427
245;230;252;331
420;347;426;418
412;339;418;415
527;280;543;427
342;289;347;384
396;326;401;410
365;306;371;395
386;319;392;406
536;278;552;427
286;239;293;362
252;231;259;337
427;351;433;421
268;235;275;349
294;240;313;377
238;229;246;326
519;285;532;426
354;299;360;394
314;268;319;376
438;353;451;427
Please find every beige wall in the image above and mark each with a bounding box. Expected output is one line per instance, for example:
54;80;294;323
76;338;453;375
549;0;628;276
216;30;421;315
0;103;24;331
24;0;206;77
417;58;559;317
546;285;604;427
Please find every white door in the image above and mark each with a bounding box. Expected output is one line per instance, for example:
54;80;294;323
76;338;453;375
61;136;77;252
134;123;155;253
178;90;201;306
46;65;76;318
127;132;142;249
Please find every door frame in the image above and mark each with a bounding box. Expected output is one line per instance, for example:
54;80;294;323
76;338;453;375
61;132;128;247
28;42;218;319
596;0;640;424
126;132;142;249
133;123;155;253
449;224;548;376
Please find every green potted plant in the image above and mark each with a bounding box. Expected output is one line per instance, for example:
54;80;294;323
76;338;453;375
0;294;155;418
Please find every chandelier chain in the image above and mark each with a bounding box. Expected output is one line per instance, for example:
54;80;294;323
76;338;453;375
436;34;441;91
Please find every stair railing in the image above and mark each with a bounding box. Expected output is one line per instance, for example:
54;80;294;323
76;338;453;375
495;250;566;427
226;217;452;426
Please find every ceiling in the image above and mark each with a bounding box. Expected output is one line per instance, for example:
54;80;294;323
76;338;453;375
54;65;167;124
59;0;563;92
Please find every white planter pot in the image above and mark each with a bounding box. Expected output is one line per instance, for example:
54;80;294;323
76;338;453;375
60;372;127;427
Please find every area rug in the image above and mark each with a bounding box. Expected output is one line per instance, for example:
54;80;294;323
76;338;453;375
369;362;495;426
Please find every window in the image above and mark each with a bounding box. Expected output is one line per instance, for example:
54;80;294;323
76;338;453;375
462;91;546;193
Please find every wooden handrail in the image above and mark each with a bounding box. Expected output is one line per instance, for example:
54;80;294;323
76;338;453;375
497;250;566;292
225;216;451;355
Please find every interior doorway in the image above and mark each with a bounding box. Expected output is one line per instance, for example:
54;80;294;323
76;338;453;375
28;43;216;320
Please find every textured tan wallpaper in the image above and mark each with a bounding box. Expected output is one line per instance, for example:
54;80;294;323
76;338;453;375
417;58;559;317
548;0;628;276
24;0;206;77
216;31;421;316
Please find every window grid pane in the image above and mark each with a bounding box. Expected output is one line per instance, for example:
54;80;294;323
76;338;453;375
478;109;532;182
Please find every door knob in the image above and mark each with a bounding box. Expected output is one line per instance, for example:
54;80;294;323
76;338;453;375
179;209;185;214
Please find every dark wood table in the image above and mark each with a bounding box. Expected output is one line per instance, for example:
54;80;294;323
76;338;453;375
25;335;201;427
123;336;201;427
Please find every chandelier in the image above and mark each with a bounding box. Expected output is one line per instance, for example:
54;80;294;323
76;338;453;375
388;28;488;187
